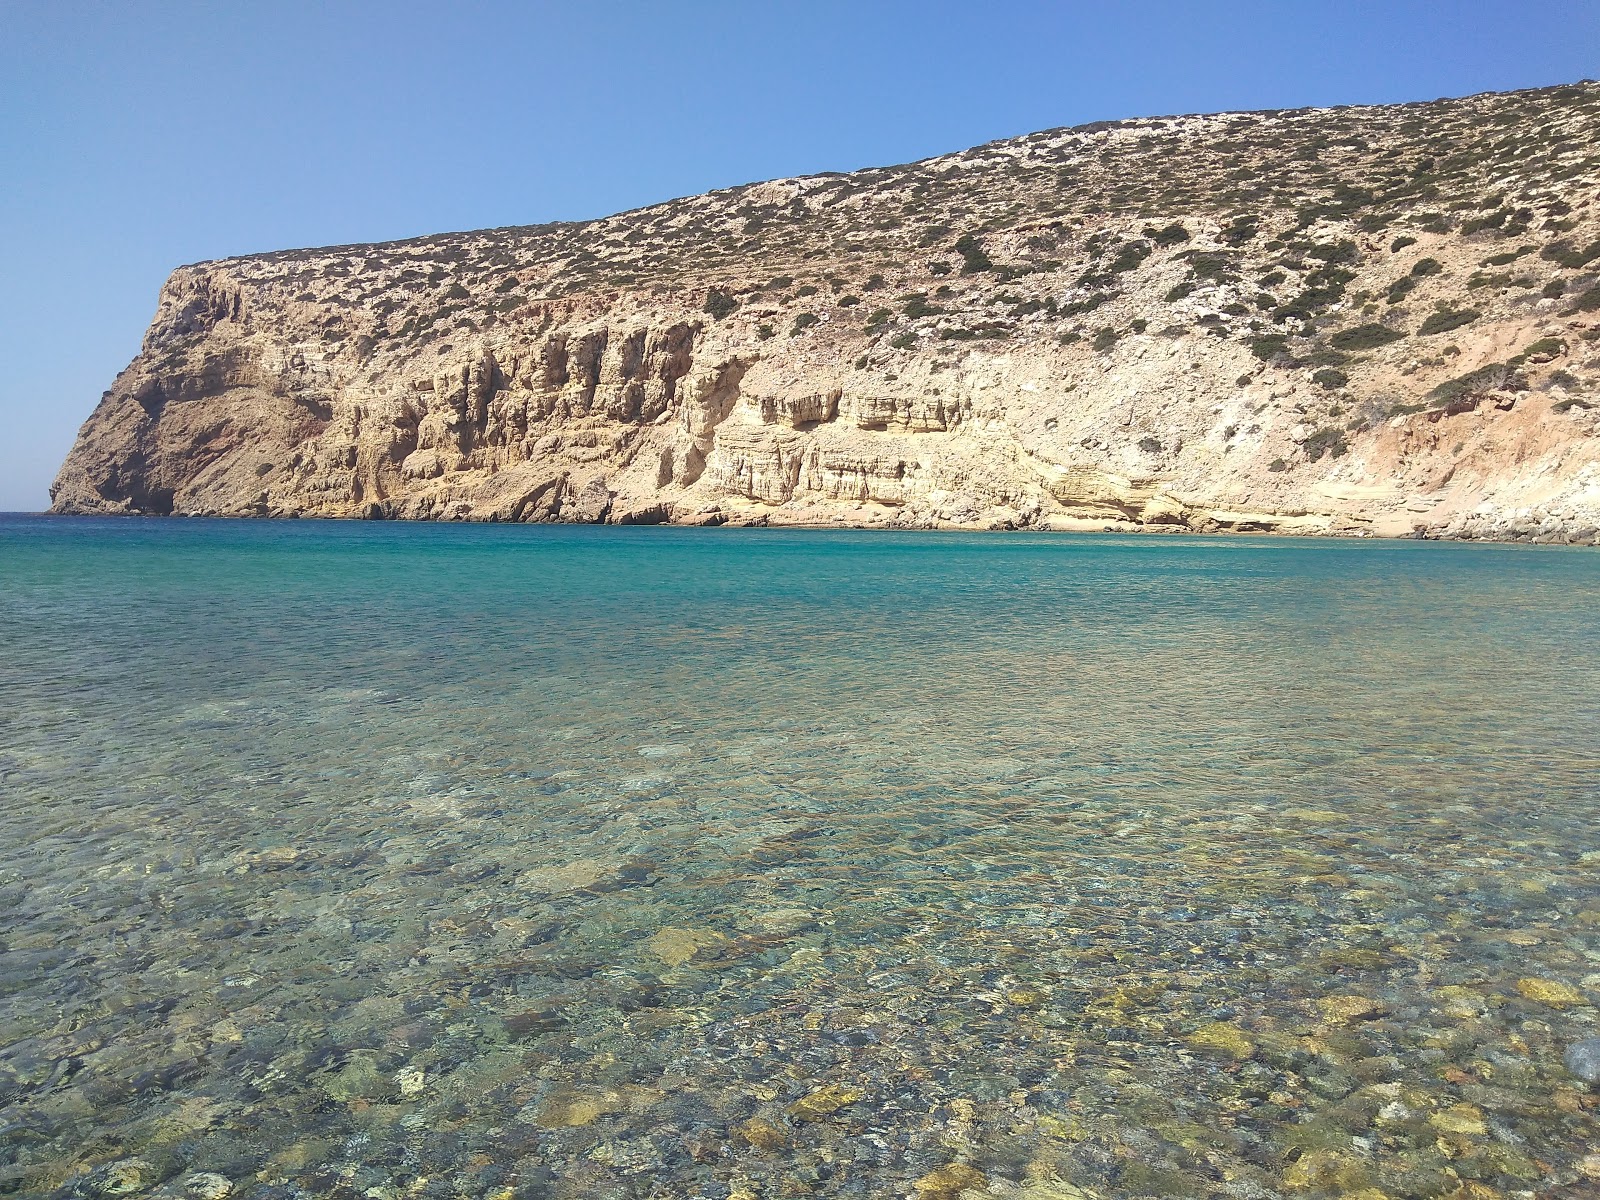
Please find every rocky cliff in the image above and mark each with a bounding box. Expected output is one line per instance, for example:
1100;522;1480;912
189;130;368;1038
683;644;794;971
52;82;1600;541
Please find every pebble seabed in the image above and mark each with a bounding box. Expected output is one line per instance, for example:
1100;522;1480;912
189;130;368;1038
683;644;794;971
2;519;1599;1200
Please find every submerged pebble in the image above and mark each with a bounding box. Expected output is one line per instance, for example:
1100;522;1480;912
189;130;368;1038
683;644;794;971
1564;1037;1600;1084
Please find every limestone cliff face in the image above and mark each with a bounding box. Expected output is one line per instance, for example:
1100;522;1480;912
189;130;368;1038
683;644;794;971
52;82;1600;541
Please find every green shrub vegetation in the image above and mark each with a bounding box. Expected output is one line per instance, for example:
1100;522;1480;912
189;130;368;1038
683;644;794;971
1303;427;1349;461
1481;247;1530;266
954;234;993;274
1410;257;1444;277
1093;327;1120;352
1312;368;1349;389
1221;216;1259;246
1427;361;1524;405
703;288;738;320
1330;324;1405;351
1514;337;1566;363
1540;239;1600;269
1417;308;1480;336
1249;333;1289;360
1307;240;1360;265
1164;280;1196;302
1272;260;1356;323
790;312;819;335
1391;235;1418;251
1108;241;1154;274
1062;293;1111;316
1575;284;1600;312
1387;276;1417;304
889;331;917;350
1188;253;1233;281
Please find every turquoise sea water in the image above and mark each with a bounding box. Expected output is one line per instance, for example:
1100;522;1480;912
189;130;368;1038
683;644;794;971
2;516;1599;1200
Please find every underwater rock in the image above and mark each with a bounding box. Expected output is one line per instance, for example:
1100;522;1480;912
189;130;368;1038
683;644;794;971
1515;977;1586;1007
788;1083;865;1121
1563;1037;1600;1084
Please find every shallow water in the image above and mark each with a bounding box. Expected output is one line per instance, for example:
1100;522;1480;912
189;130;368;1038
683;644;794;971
2;517;1599;1200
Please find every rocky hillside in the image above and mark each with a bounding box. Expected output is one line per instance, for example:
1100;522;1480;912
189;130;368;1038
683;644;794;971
51;81;1600;541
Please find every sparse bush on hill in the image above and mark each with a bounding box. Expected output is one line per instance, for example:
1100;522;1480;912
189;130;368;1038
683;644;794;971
1249;333;1289;360
1540;239;1600;268
1514;337;1566;363
1307;240;1360;265
1188;253;1233;281
1418;308;1480;336
704;288;738;320
1221;216;1259;246
1331;324;1405;351
1109;241;1154;274
1481;247;1530;267
1303;427;1349;461
954;234;993;274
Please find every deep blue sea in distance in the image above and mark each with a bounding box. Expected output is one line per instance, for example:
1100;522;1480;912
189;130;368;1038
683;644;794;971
3;515;1599;1198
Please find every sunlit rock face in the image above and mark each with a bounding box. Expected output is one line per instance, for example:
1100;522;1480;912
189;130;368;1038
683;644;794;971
53;81;1600;542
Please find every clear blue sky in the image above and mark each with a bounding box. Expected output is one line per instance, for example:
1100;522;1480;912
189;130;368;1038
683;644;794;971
3;1;1596;511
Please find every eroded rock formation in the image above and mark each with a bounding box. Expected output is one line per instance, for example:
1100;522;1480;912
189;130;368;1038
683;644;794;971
53;81;1600;541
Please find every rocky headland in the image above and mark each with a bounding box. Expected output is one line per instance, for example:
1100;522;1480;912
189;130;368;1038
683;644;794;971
52;81;1600;541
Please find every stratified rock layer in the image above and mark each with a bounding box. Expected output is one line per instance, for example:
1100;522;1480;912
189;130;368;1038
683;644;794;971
53;81;1600;541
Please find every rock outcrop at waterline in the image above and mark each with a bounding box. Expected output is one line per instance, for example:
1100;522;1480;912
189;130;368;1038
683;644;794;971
52;81;1600;541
